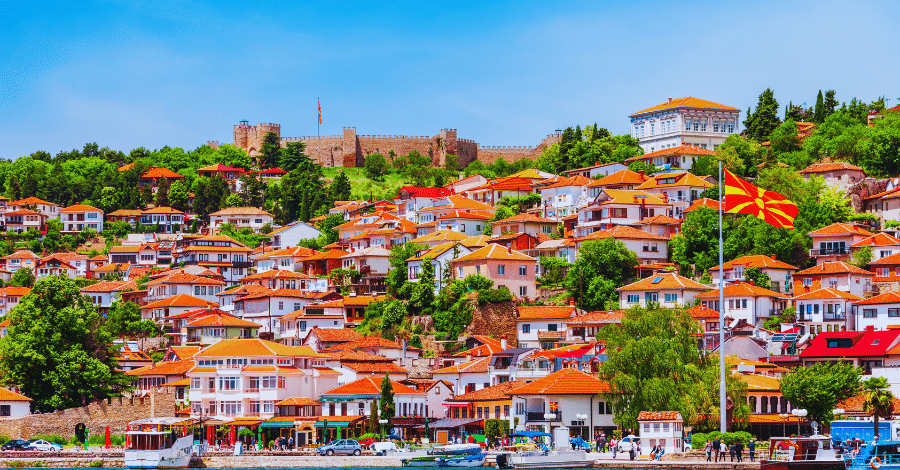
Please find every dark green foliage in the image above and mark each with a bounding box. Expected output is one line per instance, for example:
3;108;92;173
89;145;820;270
9;268;35;288
279;142;313;172
259;132;282;169
330;171;352;202
364;153;389;181
814;90;826;124
379;374;396;420
0;276;132;412
742;267;771;290
385;243;427;297
780;362;861;426
743;88;782;142
564;238;637;311
104;301;161;339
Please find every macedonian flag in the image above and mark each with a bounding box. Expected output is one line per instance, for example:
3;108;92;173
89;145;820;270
724;169;798;230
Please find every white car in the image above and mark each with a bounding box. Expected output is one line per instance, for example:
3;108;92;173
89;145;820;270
617;436;640;453
27;439;63;452
371;441;399;455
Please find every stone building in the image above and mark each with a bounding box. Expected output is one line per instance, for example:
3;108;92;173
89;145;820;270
629;97;741;154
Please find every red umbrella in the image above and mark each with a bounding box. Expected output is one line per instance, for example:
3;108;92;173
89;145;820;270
230;426;236;446
125;426;130;449
104;426;111;449
183;425;187;437
207;425;214;446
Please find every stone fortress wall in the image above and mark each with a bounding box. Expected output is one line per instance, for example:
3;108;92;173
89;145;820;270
229;121;561;168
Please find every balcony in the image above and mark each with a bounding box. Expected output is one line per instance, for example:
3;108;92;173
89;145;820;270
232;260;252;269
526;412;557;422
809;248;848;256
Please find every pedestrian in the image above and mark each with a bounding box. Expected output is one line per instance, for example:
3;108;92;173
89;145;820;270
749;439;756;462
612;438;617;459
655;443;665;461
705;440;713;462
713;438;720;462
719;441;727;461
736;440;744;462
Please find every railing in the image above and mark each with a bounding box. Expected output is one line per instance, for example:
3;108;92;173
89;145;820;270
232;260;252;268
527;412;554;422
809;248;848;256
245;388;260;393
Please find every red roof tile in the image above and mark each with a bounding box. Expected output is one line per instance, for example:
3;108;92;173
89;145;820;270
447;381;524;402
695;281;789;299
637;411;682;421
508;368;611;395
800;330;900;358
322;377;422;396
795;261;873;276
711;255;799;271
809;223;873;237
516;306;575;320
799;162;864;174
631;97;737;115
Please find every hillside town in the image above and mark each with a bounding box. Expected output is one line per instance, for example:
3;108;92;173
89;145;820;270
0;93;899;463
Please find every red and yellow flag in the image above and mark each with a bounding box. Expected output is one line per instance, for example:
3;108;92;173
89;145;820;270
318;99;322;124
724;169;798;230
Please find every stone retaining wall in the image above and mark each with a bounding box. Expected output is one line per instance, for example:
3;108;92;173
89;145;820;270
0;389;178;440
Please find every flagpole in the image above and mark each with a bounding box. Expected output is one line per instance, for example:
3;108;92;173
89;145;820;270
718;159;726;433
317;97;320;166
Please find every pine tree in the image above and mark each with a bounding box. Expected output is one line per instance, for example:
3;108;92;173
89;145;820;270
259;131;282;169
330;171;352;202
155;177;170;207
379;374;395;423
814;90;825;124
369;398;380;435
140;183;154;207
744;88;782;142
823;90;839;120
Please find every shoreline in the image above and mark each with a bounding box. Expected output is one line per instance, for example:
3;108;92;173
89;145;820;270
0;452;764;468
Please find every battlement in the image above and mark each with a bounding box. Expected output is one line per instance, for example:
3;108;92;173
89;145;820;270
478;145;535;150
206;141;220;150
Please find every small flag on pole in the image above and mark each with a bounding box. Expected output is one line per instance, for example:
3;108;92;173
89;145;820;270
723;169;798;230
318;99;322;125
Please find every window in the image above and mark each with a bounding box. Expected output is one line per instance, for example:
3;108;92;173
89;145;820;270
262;376;278;388
522;324;531;334
663;423;670;432
519;286;527;296
519;266;527;276
890;309;900;318
458;267;464;277
643;423;650;432
664;293;677;302
729;299;735;309
742;299;748;309
300;321;307;331
653;423;660;432
627;294;639;303
645;292;658;302
686;119;692;131
476;265;481;275
460;224;466;231
498;265;506;275
218;377;239;390
864;309;877;318
547;323;558;332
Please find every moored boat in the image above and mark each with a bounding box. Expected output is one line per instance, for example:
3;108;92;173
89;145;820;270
843;439;900;470
124;417;193;469
401;444;484;467
759;435;843;470
495;449;592;469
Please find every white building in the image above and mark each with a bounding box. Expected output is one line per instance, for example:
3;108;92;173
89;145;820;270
0;388;32;417
618;273;711;309
407;242;472;293
853;291;900;331
509;368;615;438
515;305;575;350
60;203;104;234
208;207;274;234
793;288;860;333
268;221;322;249
320;377;427;419
629;97;740;153
637;411;684;455
696;281;790;327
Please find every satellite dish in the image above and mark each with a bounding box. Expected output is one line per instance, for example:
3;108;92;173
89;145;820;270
811;421;819;434
74;423;87;443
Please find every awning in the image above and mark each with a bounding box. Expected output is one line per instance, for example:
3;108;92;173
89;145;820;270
424;418;484;429
226;418;263;427
260;421;296;428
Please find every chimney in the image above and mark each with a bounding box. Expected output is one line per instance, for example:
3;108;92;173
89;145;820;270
667;97;673;104
749;280;754;286
507;246;512;254
500;335;508;350
661;193;668;202
771;255;777;260
569;298;575;306
466;352;472;362
638;170;645;178
866;325;875;332
595;162;601;166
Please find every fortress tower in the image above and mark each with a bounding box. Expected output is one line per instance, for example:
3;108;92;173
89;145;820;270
233;121;281;156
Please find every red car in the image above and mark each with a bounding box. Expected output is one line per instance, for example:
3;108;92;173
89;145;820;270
358;438;377;449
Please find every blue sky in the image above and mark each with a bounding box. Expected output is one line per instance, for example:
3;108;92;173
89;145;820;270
1;0;898;160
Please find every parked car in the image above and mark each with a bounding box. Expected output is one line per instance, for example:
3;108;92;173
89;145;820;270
26;440;63;452
617;435;640;453
371;441;398;456
1;440;30;451
358;438;377;449
317;439;362;456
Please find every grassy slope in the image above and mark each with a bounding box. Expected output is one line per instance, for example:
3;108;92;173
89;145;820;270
322;167;413;201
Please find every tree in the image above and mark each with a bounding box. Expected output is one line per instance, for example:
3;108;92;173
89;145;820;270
364;153;389;182
155;177;170;207
823;90;839;119
852;246;874;269
379;374;396;424
330;171;352;202
598;307;748;430
814;90;826;124
385;243;427;297
564;238;638;311
402;151;433;186
0;276;131;412
314;213;344;247
168;179;189;212
769;120;802;154
104;300;160;340
743;267;771;290
744;88;782;142
259;131;282;169
278;141;312;172
140;182;154;207
406;257;435;314
863;377;895;438
780;362;861;426
99;186;118;213
9;268;35;288
369;398;380;435
537;256;571;288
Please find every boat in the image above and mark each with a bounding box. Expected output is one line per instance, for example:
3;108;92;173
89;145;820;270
401;444;484;467
495;449;593;469
124;417;194;469
759;434;843;470
843;439;900;470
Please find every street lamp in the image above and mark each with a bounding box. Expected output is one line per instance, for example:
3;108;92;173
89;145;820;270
792;409;808;436
778;413;790;436
379;419;389;437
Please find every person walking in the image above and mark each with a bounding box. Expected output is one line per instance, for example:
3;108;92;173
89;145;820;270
729;442;736;462
736;440;744;462
713;438;720;462
705;440;713;462
611;438;617;459
749;439;756;462
719;441;727;461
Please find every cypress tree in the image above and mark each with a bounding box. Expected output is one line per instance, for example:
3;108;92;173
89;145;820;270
814;90;825;124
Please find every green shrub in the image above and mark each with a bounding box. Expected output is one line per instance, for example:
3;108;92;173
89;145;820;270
33;434;68;446
89;460;104;468
691;432;707;449
413;324;424;335
0;435;9;445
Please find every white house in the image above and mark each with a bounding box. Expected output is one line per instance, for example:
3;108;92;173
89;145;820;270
710;254;799;294
537;175;593;221
407;242;473;293
515;305;575;350
628;97;740;153
320;377;427;420
60;203;104;234
618;273;711;309
575;225;670;265
576;189;671;236
431;357;491;396
793;288;860;333
208;207;274;234
696;281;791;327
853;291;900;331
269;221;322;249
637;411;684;455
0;388;32;417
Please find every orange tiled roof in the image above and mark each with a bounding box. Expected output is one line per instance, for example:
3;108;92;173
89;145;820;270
142;206;184;214
141;167;184;179
853;290;900;306
139;294;219;310
125;359;195;377
735;373;780;392
142;272;226;287
617;273;710;291
447;381;524;402
323;335;416;352
185;314;261;328
695;281;790;299
322;377;422;396
837;393;900;413
595;189;669;206
328;350;393;362
577;225;670;242
461;235;490;248
0;286;31;297
809;223;873;237
508;368;611;395
410;229;471;245
2;249;39;260
567;310;625;323
308;328;364;343
711;254;798;271
80;280;135;293
303;249;350;261
437;210;492;221
625;145;717;163
799;162;864;174
209;206;273;217
170;346;201;359
637;172;713;190
341;361;409;374
851;233;900;248
587;169;650;188
432;357;491;374
468;176;535;192
540;175;594;190
0;388;32;402
631;97;737;115
9;197;56;207
683;198;721;213
240;270;314;282
452;244;535;263
637;411;682;421
198;338;326;358
688;305;719;319
795;261;873;276
792;288;863;301
635;215;681;225
275;397;319;407
516;305;575;320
